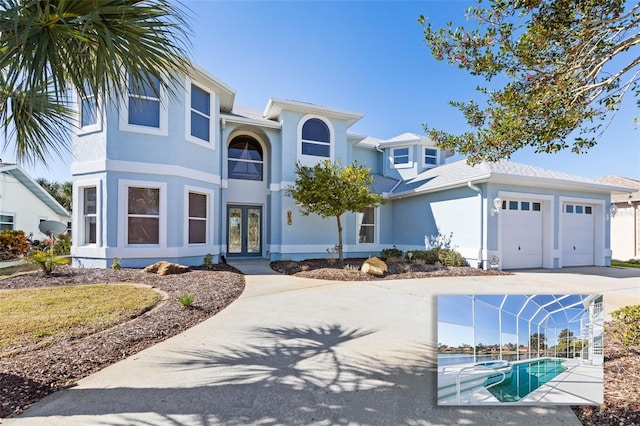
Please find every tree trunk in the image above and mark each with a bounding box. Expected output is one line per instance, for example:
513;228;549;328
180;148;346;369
336;214;343;263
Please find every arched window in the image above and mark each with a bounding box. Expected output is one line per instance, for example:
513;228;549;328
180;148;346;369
301;118;330;157
228;136;263;181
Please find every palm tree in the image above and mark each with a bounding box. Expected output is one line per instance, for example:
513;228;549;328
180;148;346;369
0;0;191;165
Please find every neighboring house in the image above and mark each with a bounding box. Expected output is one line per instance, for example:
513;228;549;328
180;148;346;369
0;163;72;239
70;63;631;269
595;176;640;260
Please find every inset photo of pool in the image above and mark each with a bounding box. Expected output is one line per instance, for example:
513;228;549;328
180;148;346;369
437;294;604;405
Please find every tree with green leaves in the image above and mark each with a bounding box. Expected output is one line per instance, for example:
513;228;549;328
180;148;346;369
0;0;191;165
286;160;385;263
530;332;547;353
36;178;72;211
420;0;639;164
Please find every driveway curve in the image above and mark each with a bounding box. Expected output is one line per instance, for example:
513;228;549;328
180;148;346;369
4;264;639;425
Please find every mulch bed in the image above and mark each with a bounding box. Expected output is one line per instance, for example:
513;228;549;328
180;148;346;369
271;257;511;280
0;265;245;418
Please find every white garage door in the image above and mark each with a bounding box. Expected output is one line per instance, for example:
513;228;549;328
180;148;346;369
562;203;595;267
501;200;543;269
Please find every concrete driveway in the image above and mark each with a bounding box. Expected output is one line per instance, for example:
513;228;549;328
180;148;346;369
4;265;639;426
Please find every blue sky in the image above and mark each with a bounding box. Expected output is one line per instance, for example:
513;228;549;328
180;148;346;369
8;0;639;182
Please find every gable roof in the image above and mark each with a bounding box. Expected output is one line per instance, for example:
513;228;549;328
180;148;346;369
263;98;363;127
0;163;71;217
390;159;634;198
595;176;640;202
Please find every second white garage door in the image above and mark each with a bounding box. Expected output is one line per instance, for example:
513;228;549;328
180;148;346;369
501;200;543;269
562;203;595;267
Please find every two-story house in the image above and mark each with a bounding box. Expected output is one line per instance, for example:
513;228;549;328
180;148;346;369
71;63;629;269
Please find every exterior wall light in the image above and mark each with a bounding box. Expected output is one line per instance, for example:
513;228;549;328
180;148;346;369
606;204;618;220
492;197;502;216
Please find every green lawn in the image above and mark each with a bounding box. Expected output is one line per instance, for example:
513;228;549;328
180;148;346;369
0;284;160;352
612;260;640;268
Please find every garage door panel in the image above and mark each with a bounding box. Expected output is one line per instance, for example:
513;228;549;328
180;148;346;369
502;201;543;269
562;204;594;267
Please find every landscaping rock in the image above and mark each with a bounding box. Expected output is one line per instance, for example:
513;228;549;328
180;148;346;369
361;257;387;276
143;261;190;275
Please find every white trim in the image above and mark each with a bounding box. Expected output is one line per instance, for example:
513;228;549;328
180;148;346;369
356;206;379;245
270;244;386;254
270;182;295;192
72;159;221;185
226;130;268;183
72;177;103;249
421;147;439;169
390;146;413;169
496;191;555;269
119;75;168;136
118;180;167;249
297;114;334;166
558;196;605;267
76;90;103;135
184;77;216;149
183;185;215;247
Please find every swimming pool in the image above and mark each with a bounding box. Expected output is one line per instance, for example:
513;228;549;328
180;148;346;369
486;358;567;402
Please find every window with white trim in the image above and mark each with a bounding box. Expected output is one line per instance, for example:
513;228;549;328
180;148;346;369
81;93;98;128
128;75;161;128
358;207;376;244
127;187;160;244
189;84;211;142
392;147;409;165
301;118;330;157
424;148;438;166
82;187;97;244
228;136;263;181
0;214;14;230
188;192;207;244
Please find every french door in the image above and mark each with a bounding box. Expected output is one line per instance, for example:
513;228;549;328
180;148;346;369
227;205;262;256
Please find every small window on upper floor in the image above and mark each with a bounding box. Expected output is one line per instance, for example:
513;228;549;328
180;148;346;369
81;94;97;128
301;118;330;157
424;148;438;166
391;147;413;169
190;84;211;142
128;75;161;128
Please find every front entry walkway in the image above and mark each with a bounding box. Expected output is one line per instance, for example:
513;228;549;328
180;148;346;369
226;258;277;275
5;267;639;425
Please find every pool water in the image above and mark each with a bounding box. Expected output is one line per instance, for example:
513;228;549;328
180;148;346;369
486;358;567;402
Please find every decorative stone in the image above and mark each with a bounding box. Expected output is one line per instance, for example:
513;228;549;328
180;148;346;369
143;261;190;275
361;257;388;276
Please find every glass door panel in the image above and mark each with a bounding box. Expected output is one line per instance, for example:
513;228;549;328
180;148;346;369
247;208;261;254
228;207;242;254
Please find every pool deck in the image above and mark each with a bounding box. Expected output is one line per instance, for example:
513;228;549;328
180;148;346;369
438;358;603;405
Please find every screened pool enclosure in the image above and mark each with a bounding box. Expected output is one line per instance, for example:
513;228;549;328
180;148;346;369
437;294;604;367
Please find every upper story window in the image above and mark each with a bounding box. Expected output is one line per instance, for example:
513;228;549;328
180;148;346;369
120;74;168;136
128;75;161;127
81;94;97;128
301;118;330;157
0;214;14;230
424;148;438;166
189;84;211;142
391;146;413;169
228;136;263;181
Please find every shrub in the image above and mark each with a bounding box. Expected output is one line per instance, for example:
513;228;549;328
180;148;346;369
53;233;71;255
28;250;69;275
609;305;640;347
177;292;195;308
202;253;214;269
0;229;30;260
381;246;403;259
424;230;455;250
405;248;467;267
111;257;122;270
